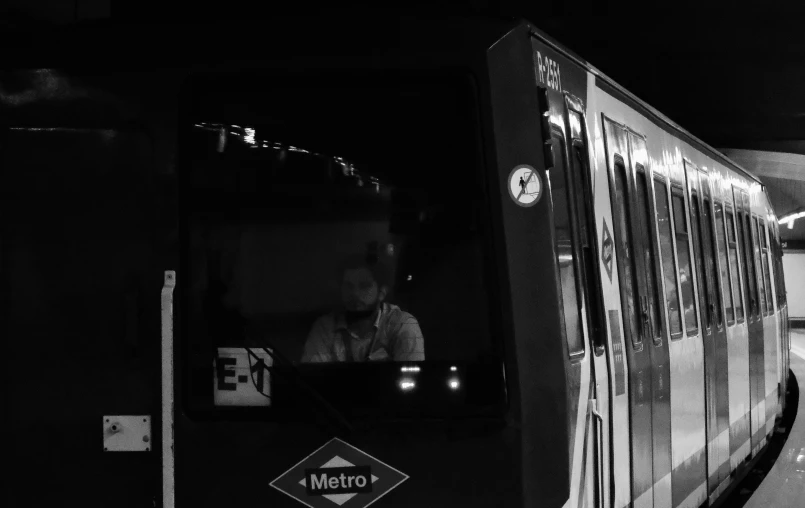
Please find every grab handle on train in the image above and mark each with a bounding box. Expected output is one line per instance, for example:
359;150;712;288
589;399;603;423
589;399;605;508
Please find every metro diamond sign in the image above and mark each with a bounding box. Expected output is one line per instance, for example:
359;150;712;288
270;438;409;508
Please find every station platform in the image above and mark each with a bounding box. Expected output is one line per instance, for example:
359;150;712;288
742;329;805;508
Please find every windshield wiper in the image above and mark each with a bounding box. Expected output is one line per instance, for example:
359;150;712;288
243;343;354;436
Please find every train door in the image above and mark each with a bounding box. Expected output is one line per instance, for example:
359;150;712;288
772;223;788;411
751;214;769;453
695;168;731;499
738;190;764;455
564;94;609;508
759;214;778;441
602;118;670;508
685;163;721;497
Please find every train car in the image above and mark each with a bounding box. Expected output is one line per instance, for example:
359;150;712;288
1;15;790;508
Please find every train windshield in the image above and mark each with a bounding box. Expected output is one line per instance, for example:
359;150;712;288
180;72;505;419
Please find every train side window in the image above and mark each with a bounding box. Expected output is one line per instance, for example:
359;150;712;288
613;156;642;347
776;222;786;306
689;189;710;330
549;129;585;357
739;192;758;318
725;207;744;322
702;196;723;326
770;221;779;307
568;107;605;353
752;216;767;316
771;219;783;309
760;218;773;316
779;223;786;306
714;202;735;325
671;185;697;335
654;176;683;338
636;167;662;342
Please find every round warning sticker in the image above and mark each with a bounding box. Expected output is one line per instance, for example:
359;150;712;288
507;165;542;207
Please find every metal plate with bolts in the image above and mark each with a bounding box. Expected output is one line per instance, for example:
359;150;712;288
103;415;152;452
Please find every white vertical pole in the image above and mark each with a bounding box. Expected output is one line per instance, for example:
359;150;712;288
161;271;176;508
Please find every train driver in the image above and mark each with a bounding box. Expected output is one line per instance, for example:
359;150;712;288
300;253;425;363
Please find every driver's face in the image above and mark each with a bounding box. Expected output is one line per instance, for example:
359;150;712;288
341;268;381;311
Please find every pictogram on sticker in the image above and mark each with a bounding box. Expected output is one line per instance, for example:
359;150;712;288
507;165;542;207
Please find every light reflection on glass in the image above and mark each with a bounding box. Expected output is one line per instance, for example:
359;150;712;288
400;366;420;373
217;126;227;153
244;128;256;145
568;113;581;138
450;366;457;372
193;124;383;189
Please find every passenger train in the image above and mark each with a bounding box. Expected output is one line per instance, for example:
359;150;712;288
2;15;791;508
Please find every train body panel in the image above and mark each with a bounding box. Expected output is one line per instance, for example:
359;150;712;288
540;22;791;507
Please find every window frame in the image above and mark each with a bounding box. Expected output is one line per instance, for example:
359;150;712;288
612;154;644;349
724;204;745;324
549;124;586;360
752;214;767;316
563;94;608;358
177;70;509;421
636;163;665;345
669;182;698;337
696;169;724;331
654;174;684;340
759;216;774;317
688;184;709;332
737;188;758;321
714;200;735;326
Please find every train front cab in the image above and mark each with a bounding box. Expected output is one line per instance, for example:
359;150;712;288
170;19;590;508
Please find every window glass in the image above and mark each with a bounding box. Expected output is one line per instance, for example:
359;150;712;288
550;131;584;356
740;208;757;317
726;209;744;320
690;191;710;329
182;73;504;417
714;203;734;324
614;159;641;345
753;216;767;315
672;190;697;334
655;179;682;336
635;169;661;340
569;110;604;351
774;222;785;305
569;116;603;351
703;197;722;325
761;219;773;314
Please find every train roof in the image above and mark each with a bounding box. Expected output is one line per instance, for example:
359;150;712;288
523;21;763;186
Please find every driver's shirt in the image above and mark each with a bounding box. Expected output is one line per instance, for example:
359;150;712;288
301;303;425;363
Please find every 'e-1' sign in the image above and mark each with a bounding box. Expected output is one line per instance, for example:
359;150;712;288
304;466;373;496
